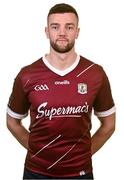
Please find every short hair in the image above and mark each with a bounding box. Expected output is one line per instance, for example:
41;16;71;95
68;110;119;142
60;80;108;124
48;3;79;21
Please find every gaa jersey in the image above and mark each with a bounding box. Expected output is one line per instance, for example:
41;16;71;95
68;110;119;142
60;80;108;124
7;55;115;177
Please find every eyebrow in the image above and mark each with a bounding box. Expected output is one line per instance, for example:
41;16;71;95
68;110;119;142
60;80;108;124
50;23;75;26
50;23;59;26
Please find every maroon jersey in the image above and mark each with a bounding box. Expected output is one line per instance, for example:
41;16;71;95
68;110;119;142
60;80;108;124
7;55;115;177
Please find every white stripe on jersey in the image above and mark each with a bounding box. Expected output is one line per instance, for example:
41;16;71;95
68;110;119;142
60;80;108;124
77;64;95;77
47;137;82;170
31;134;62;158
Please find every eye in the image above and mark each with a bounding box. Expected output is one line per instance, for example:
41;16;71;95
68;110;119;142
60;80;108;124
51;25;59;30
66;26;74;30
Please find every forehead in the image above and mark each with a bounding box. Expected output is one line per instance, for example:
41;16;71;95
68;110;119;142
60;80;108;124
48;13;78;25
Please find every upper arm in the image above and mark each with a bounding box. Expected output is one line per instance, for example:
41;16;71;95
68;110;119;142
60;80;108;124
98;112;116;131
6;113;22;129
7;71;30;121
94;67;116;118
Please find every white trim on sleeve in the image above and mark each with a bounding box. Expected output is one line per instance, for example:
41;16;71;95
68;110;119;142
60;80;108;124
94;106;116;117
7;107;28;119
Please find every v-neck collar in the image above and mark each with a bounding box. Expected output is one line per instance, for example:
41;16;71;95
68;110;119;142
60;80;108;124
42;55;80;76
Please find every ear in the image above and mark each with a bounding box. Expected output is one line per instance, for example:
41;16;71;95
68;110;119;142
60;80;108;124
75;27;80;39
45;27;49;39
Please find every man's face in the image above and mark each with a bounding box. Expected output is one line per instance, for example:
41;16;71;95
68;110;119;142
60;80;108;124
45;13;80;53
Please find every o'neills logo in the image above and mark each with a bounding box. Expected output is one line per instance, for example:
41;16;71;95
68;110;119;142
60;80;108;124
36;102;89;120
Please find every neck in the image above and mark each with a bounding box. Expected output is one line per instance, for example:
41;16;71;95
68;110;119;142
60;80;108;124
46;48;77;70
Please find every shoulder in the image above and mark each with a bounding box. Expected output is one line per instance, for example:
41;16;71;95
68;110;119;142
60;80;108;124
16;57;44;78
79;55;105;76
15;57;44;85
19;57;43;75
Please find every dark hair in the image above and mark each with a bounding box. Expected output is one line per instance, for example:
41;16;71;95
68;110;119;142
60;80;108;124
48;3;79;21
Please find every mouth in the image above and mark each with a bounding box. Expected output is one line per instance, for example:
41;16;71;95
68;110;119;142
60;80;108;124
57;38;68;41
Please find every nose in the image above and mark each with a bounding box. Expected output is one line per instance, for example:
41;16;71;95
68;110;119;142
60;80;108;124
59;27;66;36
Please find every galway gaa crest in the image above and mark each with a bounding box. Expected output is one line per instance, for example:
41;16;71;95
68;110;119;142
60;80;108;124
78;83;87;94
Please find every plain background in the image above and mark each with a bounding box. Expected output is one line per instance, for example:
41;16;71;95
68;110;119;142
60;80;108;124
0;0;124;179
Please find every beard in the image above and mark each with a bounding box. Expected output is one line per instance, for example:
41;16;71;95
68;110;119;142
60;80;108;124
50;39;75;53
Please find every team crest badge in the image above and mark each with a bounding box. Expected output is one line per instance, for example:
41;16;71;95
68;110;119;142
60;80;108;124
78;83;87;94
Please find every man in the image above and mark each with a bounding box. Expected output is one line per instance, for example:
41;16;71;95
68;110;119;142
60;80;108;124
7;3;116;179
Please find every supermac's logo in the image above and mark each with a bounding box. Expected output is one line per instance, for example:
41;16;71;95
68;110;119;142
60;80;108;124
36;102;89;120
78;83;87;94
34;84;49;91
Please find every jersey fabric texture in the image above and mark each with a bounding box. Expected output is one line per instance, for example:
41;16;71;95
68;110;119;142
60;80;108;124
7;55;115;177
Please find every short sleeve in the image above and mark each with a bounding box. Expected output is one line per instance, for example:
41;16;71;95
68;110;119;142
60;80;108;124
94;68;116;117
7;72;30;119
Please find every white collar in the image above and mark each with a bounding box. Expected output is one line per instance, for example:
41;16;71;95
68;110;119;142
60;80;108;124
42;55;80;76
